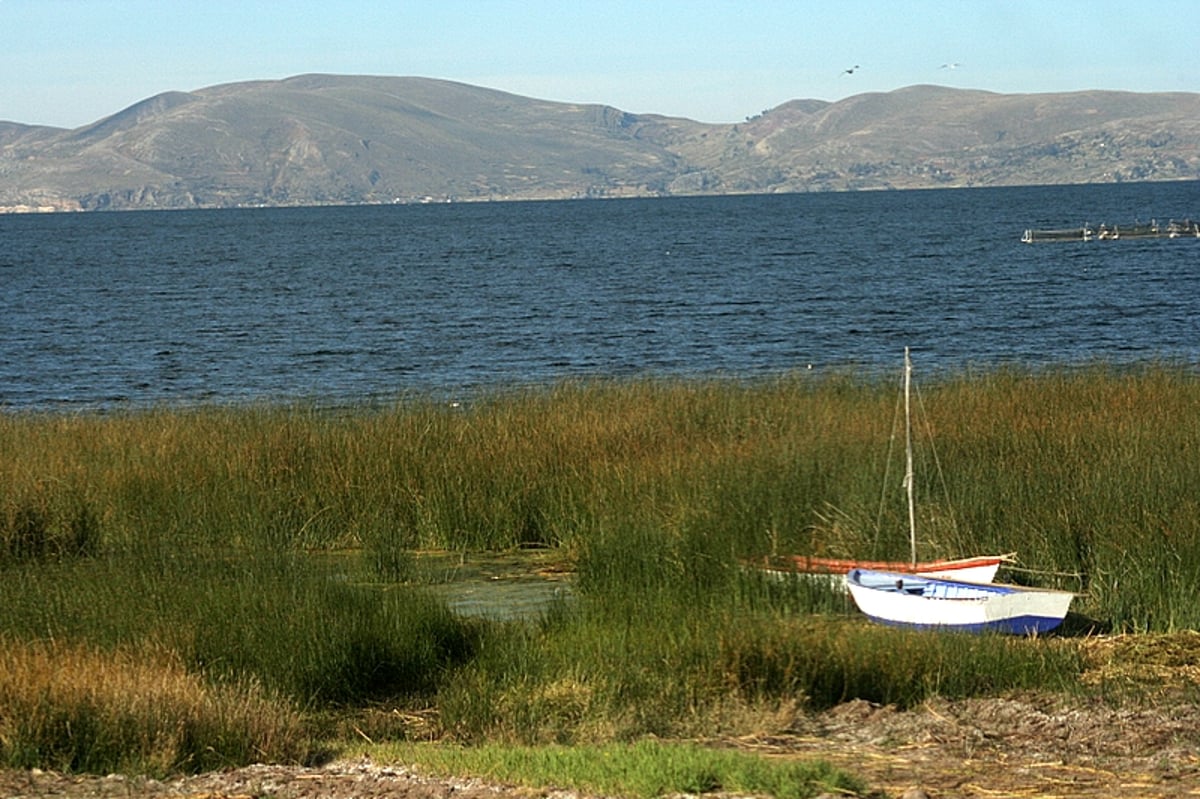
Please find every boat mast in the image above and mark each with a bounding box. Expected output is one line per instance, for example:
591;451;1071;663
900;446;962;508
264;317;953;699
904;347;916;566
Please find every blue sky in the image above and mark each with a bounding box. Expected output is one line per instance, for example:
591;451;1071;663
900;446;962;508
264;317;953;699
3;0;1196;129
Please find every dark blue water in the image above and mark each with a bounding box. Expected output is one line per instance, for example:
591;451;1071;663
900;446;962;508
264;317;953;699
2;182;1198;410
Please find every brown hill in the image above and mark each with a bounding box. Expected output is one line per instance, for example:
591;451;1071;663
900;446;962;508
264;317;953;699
1;75;1197;211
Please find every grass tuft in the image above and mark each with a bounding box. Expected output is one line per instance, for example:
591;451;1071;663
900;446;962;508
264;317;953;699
0;636;311;776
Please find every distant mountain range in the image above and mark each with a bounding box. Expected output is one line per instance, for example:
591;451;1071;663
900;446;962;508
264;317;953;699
2;74;1198;212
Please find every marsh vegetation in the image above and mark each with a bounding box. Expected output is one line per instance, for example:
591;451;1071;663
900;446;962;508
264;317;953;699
2;365;1198;794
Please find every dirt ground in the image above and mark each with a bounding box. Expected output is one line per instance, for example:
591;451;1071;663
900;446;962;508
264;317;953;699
761;692;1200;797
4;692;1200;799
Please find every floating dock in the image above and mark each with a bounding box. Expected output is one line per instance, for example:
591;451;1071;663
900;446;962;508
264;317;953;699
1021;219;1200;243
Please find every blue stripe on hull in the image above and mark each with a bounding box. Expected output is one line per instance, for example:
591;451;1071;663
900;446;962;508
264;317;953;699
863;613;1066;635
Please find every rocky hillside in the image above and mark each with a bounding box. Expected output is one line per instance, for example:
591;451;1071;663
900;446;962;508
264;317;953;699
2;74;1197;211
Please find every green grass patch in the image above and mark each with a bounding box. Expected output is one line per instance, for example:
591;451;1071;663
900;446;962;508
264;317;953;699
367;739;866;799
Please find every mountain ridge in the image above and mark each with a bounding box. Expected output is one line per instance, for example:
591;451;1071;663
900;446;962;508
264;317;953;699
2;74;1197;211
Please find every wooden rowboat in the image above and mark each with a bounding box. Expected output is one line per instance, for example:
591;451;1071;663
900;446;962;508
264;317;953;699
758;553;1008;584
845;568;1074;635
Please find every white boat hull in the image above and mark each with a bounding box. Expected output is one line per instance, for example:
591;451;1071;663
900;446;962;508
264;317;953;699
845;568;1074;635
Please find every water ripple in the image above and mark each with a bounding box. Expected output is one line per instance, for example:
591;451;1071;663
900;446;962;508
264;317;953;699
2;183;1198;410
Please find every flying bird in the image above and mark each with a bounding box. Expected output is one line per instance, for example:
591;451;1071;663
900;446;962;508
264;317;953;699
940;62;962;70
841;65;860;75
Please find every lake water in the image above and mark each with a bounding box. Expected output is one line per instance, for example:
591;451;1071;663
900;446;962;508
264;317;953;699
2;182;1198;410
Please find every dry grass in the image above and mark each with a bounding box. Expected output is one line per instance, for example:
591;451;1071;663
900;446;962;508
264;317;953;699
1078;631;1200;693
0;636;312;775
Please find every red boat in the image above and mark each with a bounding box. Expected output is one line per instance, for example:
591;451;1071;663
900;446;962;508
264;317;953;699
756;553;1010;584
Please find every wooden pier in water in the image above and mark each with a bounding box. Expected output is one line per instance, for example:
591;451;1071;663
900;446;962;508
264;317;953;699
1021;219;1200;243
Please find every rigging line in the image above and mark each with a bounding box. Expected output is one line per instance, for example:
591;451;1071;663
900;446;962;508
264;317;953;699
1006;563;1088;593
873;366;906;552
912;377;960;534
1004;563;1085;580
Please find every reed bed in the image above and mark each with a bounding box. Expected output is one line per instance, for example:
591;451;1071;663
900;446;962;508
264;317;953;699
2;365;1198;772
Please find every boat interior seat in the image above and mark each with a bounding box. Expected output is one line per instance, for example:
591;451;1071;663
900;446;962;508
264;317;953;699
893;579;927;596
925;582;955;599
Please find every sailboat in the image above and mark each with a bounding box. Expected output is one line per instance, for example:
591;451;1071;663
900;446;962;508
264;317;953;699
844;348;1074;634
755;348;1010;586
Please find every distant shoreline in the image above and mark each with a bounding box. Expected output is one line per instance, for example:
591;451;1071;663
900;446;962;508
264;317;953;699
3;78;1197;212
